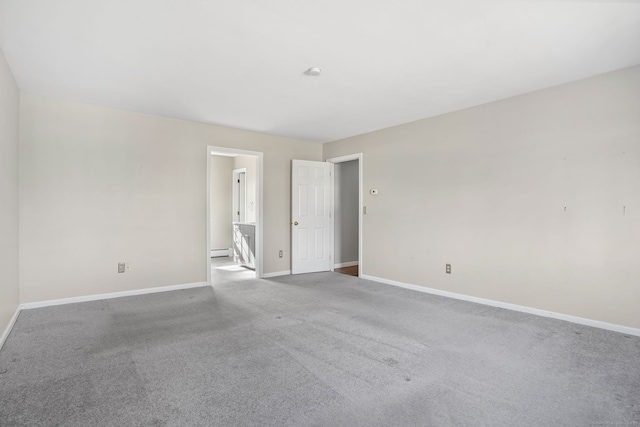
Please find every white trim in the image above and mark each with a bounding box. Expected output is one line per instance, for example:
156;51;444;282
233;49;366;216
210;248;231;257
326;153;363;278
20;282;208;310
361;274;640;337
0;306;21;351
326;153;362;164
262;270;291;278
257;152;264;279
330;162;335;272
206;147;212;287
208;146;264;281
334;261;358;268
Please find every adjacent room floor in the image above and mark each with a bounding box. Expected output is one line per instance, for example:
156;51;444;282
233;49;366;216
334;264;358;277
1;258;639;426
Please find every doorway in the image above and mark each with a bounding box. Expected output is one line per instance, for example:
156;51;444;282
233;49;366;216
207;146;263;285
328;154;362;278
289;153;363;277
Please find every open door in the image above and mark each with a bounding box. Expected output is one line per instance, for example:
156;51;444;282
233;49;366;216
291;160;333;274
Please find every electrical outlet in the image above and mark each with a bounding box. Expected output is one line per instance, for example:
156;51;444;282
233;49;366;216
118;262;125;273
279;250;283;258
446;264;451;274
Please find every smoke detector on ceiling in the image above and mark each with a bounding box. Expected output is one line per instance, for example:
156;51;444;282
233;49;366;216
305;67;322;76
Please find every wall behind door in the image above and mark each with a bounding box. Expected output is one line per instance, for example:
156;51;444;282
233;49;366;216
334;160;359;266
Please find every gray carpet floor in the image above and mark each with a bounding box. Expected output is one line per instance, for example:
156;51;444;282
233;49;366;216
1;258;639;426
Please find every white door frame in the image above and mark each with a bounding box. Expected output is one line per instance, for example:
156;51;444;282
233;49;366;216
207;146;264;284
326;153;363;277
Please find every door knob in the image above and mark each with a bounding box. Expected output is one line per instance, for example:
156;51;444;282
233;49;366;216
294;221;299;226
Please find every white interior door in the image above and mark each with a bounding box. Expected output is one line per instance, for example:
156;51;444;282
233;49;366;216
238;172;246;222
233;169;246;223
291;160;333;274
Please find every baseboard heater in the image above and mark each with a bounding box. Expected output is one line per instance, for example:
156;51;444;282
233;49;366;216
211;248;231;258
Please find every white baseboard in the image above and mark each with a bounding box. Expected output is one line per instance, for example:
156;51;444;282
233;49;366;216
262;270;291;278
0;306;21;351
334;261;358;268
20;282;209;310
360;274;640;337
211;248;231;258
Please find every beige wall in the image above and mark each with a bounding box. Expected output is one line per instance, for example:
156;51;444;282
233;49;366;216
10;61;639;330
0;48;20;336
324;65;640;329
19;94;321;303
210;155;233;250
233;155;257;224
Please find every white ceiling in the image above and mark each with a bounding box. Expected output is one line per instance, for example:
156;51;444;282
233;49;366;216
1;0;639;143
